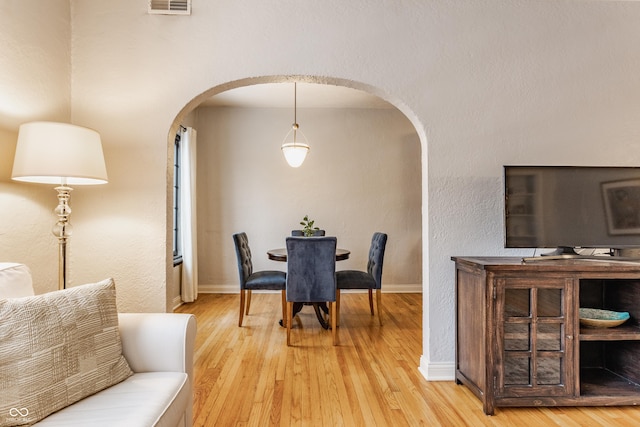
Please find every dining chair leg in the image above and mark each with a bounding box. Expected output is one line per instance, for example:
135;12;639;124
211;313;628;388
245;290;252;315
376;289;383;326
336;289;341;327
330;301;337;346
368;288;374;315
238;289;246;327
281;290;287;328
286;301;293;346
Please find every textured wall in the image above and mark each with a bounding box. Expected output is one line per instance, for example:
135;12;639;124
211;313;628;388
0;1;71;294
1;1;640;379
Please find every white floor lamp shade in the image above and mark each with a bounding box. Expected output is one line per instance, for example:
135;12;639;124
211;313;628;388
12;122;108;185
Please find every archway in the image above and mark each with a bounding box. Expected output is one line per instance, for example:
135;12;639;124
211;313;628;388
168;75;428;367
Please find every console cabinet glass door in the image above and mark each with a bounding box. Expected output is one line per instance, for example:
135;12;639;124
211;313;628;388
495;277;575;398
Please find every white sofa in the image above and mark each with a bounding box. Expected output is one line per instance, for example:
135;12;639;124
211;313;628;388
0;263;196;427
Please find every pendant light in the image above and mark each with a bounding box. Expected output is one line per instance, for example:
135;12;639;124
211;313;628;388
281;82;310;167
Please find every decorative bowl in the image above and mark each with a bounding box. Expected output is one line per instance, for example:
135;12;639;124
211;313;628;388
579;308;630;328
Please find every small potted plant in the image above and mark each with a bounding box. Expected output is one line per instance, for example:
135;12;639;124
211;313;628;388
300;215;320;237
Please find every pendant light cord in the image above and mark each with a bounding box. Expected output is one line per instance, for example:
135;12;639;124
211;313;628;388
293;82;298;143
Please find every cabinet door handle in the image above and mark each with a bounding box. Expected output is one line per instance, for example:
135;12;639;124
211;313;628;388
566;335;573;340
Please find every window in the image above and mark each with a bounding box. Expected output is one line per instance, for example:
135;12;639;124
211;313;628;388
173;129;183;265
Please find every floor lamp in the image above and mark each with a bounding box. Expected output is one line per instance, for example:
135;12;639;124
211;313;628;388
11;122;108;290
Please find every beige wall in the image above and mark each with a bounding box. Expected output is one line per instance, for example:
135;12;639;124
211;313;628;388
0;0;72;294
193;105;421;293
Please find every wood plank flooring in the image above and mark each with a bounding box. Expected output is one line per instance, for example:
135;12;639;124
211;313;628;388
175;293;640;426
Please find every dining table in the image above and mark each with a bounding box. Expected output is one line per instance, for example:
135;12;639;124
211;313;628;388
267;247;351;262
267;246;350;329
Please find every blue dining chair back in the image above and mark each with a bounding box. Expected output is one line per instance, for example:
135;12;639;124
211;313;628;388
366;232;387;289
336;232;387;325
233;232;286;327
285;236;338;345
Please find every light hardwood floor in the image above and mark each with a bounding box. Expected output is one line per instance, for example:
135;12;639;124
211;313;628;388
176;293;640;426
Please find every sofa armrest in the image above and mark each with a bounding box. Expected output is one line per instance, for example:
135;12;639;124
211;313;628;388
0;263;35;298
118;313;197;377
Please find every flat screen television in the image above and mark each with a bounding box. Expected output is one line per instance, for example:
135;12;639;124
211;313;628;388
504;165;640;255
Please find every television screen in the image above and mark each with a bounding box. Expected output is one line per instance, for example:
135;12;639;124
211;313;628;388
504;166;640;252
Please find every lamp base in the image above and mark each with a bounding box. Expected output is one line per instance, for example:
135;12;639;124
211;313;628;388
53;185;73;290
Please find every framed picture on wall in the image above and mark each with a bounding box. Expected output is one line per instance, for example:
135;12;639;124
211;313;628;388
602;179;640;235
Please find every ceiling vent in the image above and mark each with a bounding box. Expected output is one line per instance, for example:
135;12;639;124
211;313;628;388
148;0;191;15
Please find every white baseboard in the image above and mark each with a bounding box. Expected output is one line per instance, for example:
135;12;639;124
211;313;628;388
198;283;422;294
199;284;237;294
172;295;183;310
418;356;455;381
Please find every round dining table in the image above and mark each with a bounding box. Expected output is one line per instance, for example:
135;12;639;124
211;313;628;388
267;247;351;262
267;247;350;329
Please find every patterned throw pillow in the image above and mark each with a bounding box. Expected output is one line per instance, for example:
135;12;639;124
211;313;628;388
0;278;133;426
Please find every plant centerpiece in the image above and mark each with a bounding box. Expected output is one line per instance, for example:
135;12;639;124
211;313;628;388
300;215;320;237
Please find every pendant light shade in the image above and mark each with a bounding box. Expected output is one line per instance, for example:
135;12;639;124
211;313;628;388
281;124;309;168
281;142;310;168
281;83;309;168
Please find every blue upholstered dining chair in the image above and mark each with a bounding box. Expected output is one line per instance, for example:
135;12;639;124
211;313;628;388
285;236;338;346
336;232;387;326
233;232;286;327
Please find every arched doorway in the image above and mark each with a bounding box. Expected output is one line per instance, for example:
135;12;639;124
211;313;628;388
169;75;427;355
